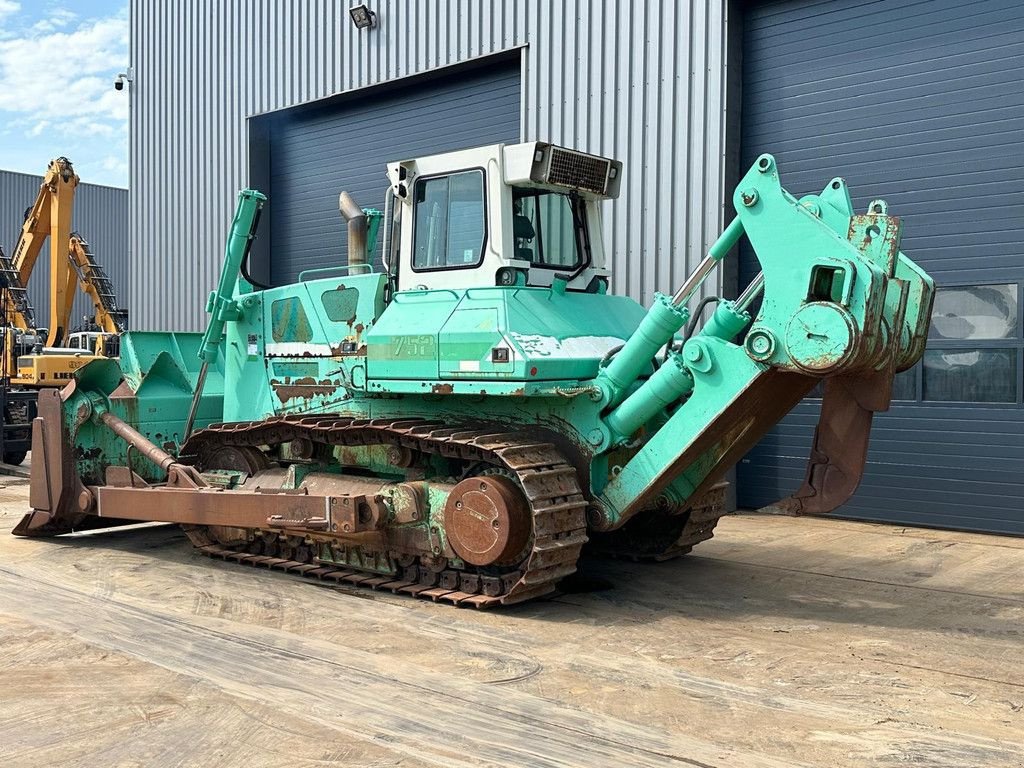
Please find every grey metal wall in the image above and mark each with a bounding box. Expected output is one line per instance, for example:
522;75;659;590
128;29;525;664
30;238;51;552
0;170;129;335
128;0;730;330
737;0;1024;534
262;59;521;284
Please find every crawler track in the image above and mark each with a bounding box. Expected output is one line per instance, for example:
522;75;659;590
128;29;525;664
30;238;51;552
586;483;728;562
182;417;590;608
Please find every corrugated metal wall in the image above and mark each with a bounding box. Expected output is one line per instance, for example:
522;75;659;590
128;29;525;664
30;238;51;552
129;0;730;330
0;170;129;335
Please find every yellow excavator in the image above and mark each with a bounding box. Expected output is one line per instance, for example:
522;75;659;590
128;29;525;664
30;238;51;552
0;157;127;388
0;157;127;463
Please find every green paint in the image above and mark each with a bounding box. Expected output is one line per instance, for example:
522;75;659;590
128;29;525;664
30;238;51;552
60;153;935;541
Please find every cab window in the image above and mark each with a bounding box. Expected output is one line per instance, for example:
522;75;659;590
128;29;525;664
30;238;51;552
412;170;486;270
511;189;583;269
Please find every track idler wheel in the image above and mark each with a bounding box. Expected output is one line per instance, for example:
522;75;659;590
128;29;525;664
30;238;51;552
443;476;531;567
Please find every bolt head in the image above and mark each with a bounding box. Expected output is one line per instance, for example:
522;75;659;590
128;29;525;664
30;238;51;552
745;328;776;361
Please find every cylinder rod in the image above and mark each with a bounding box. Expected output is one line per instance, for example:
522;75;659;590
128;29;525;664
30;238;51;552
671;216;745;306
735;272;765;312
182;360;209;442
671;256;717;306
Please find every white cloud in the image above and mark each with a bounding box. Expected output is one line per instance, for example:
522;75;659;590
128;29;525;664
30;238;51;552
0;2;19;24
0;7;128;185
100;153;127;180
0;11;128;134
31;7;78;33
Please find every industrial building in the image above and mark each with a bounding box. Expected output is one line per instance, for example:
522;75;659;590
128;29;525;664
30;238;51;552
0;170;128;337
126;0;1022;534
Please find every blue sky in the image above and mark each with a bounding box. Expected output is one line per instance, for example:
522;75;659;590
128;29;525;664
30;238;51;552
0;1;128;188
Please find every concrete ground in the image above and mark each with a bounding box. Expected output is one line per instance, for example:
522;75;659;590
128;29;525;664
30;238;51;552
0;478;1020;768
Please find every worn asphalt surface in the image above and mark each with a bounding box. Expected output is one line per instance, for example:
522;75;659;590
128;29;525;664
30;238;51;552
0;477;1020;767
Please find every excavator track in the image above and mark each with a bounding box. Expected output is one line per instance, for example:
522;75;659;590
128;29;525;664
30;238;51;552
181;417;589;608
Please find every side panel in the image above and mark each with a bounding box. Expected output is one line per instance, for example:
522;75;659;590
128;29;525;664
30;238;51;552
365;287;647;383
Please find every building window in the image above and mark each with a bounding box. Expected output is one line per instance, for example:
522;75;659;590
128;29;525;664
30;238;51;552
923;348;1017;403
412;170;486;270
803;282;1022;406
920;282;1021;405
929;284;1017;340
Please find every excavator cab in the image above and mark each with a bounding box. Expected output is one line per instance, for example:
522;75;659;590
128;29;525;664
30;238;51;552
66;331;119;356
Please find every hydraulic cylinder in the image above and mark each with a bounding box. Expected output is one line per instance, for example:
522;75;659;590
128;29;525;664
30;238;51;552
604;353;694;439
598;293;688;406
700;299;750;341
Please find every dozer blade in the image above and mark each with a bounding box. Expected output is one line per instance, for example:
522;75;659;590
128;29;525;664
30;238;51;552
13;386;132;537
768;369;892;515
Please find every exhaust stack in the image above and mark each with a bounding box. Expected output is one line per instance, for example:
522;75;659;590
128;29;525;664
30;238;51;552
339;191;367;266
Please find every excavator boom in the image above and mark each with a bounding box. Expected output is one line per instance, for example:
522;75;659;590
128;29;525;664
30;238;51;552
10;157;79;347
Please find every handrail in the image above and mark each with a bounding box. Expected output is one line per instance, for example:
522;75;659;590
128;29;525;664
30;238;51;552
390;288;461;302
298;263;375;282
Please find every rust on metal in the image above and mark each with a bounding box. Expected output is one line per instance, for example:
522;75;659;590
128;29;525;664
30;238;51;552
389;481;426;523
339;191;368;266
15;389;133;537
430;383;454;395
443;476;532;567
271;377;340;403
105;465;148;488
180;417;590;605
97;410;176;472
95;485;335;527
771;370;890;515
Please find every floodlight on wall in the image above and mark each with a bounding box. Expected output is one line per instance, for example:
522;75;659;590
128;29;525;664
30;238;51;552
349;4;377;29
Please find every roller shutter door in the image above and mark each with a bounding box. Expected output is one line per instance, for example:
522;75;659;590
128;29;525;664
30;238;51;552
738;0;1024;533
264;60;520;284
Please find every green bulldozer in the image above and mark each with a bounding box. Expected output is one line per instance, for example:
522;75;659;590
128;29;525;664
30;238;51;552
15;142;934;607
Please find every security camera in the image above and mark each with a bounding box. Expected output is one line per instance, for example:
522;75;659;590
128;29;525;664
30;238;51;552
114;74;125;91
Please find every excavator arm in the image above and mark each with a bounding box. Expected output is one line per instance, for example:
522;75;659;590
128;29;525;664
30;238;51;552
0;245;36;331
68;234;128;336
10;157;79;347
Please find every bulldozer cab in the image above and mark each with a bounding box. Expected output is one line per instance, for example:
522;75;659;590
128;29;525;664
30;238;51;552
386;142;620;293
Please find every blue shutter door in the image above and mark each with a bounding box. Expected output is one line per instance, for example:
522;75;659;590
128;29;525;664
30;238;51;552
739;0;1024;534
266;60;521;284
